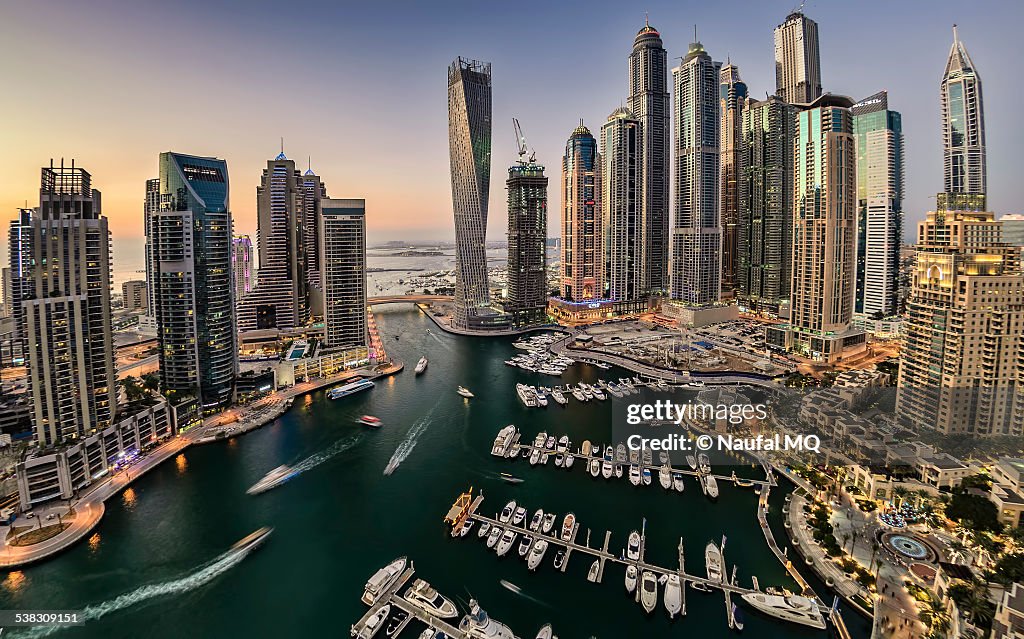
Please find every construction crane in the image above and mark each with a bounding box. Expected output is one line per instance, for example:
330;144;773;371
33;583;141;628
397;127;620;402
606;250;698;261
513;118;536;166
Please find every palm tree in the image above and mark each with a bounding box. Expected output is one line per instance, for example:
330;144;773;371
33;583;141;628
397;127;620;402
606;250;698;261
842;532;851;552
918;597;950;637
892;486;910;509
962;580;994;627
870;540;881;572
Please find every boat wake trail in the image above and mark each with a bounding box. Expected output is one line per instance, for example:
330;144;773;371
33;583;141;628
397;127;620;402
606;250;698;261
498;580;552;608
427;330;452;351
383;402;439;475
15;544;254;638
292;432;364;476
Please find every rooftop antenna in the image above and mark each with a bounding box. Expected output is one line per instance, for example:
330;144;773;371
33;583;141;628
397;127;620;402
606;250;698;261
694;24;697;43
308;155;311;171
645;11;649;27
952;23;959;43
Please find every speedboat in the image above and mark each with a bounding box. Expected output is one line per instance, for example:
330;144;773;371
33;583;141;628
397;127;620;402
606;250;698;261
550;388;567;405
358;415;383;428
698;453;711;474
529;509;544;532
361;556;407;605
541;513;557;534
733;603;745;631
740;592;826;629
491;425;517;457
554;453;564;467
553;548;566;570
419;628;435;639
590;444;600;456
642;448;653;466
591;386;607;401
627;531;641;561
512;506;527;526
527;539;548;570
460;521;475;537
589;459;601;477
601;459;613;479
496;529;518;557
486;526;502;548
518;535;533;557
603;445;613;461
560;513;575;541
615;464;623;478
500;473;524;485
629;448;640;465
615;444;627;462
571;386;587;402
706;475;719;499
459;599;517;639
642;468;652;485
385;610;408;637
404;579;458;619
457;386;474;398
625;564;638;592
586;559;600;582
672;472;685;493
247;466;296;495
659;465;672;490
535;624;553;639
415;356;428;374
556;435;569;452
640;571;658;613
499;501;516;524
544;435;556;450
564;453;575;469
529;448;541;465
478;521;491;538
705;541;723;582
356;603;390;639
629;465;642;486
664;574;682;618
686;455;697;470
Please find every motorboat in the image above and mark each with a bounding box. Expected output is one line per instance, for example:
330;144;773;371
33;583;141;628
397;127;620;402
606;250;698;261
518;535;533;557
404;579;458;619
705;475;719;499
541;513;557;534
457;386;475;398
460;520;475;537
556;435;569;452
580;440;591;458
516;384;537;408
615;444;627;463
658;451;670;466
512;506;527;526
615;464;623;478
535;624;553;639
499;473;523;485
591;386;607;401
629;448;640;465
664;574;682;618
459;599;517;639
739;592;826;630
550;388;567;405
535;391;548;408
686;455;697;470
601;459;613;479
642;448;653;466
486;526;502;548
529;448;541;465
586;559;600;582
361;557;407;606
560;513;575;541
355;603;390;639
625;564;638;593
553;548;566;570
554;453;564;467
589;459;601;477
358;415;383;428
419;628;435;639
579;384;594;399
659;465;672;490
478;521;491;538
385;610;408;637
527;539;548;571
328;379;374;399
629;465;642;486
564;453;574;469
733;603;745;631
496;529;518;556
642;468;652;485
534;432;548;448
529;509;544;532
698;453;711;474
705;541;723;582
415;357;428;374
491;425;517;457
247;466;296;495
627;531;641;561
672;472;685;493
640;571;658;613
544;436;556;450
571;386;587;402
590;443;600;456
603;445;613;461
499;501;516;524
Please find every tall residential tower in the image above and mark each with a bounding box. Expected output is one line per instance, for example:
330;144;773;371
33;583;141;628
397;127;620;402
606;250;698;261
941;26;986;200
560;122;602;302
504;124;548;328
601;107;643;304
320;199;367;351
719;62;747;297
774;12;822;104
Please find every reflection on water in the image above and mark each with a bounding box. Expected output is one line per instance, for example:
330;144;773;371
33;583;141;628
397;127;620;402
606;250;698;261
175;454;188;475
122;488;137;510
3;570;26;593
88;533;102;553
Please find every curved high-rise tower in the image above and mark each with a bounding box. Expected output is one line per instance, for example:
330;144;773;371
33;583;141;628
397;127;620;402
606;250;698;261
628;19;670;296
941;25;986;199
561;122;602;302
448;57;493;329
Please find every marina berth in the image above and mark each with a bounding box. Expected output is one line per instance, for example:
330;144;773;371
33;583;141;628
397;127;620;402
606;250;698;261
403;579;459;619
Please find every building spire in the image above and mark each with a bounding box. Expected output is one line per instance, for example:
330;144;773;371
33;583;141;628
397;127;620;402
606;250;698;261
952;23;959;44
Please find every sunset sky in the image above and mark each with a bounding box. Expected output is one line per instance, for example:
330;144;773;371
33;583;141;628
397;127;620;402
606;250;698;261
2;0;1022;275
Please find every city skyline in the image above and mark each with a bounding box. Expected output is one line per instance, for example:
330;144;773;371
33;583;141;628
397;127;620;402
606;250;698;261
2;1;1022;274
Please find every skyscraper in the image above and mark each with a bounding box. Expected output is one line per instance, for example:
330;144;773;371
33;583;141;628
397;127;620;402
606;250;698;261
719;62;747;297
560;122;602;302
7;208;34;343
504;134;548;328
147;152;237;413
941;26;986;199
19;162;116;445
237;153;321;331
738;96;797;315
448;57;493;329
853;91;904;317
142;178;160;330
774;11;822;104
301;167;328;317
628;19;670;296
788;95;862;362
897;210;1023;436
320;199;367;351
601;107;643;303
232;235;254;303
671;40;721;305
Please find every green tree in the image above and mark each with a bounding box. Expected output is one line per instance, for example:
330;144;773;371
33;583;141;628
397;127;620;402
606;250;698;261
945;493;1001;533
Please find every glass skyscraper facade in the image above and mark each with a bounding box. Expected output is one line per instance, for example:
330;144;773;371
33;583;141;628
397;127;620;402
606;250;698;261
774;11;822;105
601;107;643;303
941;26;986;200
504;157;548;328
719;62;747;297
560;123;602;302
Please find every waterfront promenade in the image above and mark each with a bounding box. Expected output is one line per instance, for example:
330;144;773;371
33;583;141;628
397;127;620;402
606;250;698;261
0;360;402;569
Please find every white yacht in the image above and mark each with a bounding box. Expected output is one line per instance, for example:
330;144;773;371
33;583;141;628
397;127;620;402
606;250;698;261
589;459;601;477
478;522;491;538
457;386;475;398
556;435;569;452
601;459;613;479
527;539;548;570
627;530;641;561
496;529;518;556
541;513;557;534
247;465;296;495
672;472;685;493
705;541;723;583
659;465;672;490
629;465;641;486
529;509;544;532
486;526;502;548
664;574;682;618
640;571;658;613
740;592;827;629
415;357;428;374
516;384;537;408
586;559;600;582
355;603;390;639
642;468;652;485
564;453;575;469
698;453;711;474
490;425;517;457
361;557;407;605
705;475;719;499
518;535;533;557
560;513;575;541
512;506;527;526
459;600;517;639
498;501;516;524
570;386;587;402
624;564;638;593
535;624;553;639
686;455;697;470
534;390;548;407
550;388;567;405
404;579;458;619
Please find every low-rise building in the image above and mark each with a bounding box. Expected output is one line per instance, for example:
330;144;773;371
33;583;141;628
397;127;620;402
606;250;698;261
993;582;1024;639
991;458;1024;528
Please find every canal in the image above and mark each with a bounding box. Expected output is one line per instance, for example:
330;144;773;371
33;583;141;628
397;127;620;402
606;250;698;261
0;306;869;638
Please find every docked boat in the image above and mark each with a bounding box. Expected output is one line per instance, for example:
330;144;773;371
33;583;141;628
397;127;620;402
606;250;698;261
459;599;517;639
591;386;607;401
625;564;638;593
404;578;458;619
672;472;685;492
556;435;569;452
642;468;653;485
550;388;567;405
358;415;383;428
642;448;653;466
564;453;575;469
460;520;475;537
686;454;697;470
527;539;548;570
658;451;670;466
591;443;600;456
629;465;642;486
512;506;527;526
486;526;502;548
615;444;627;462
705;474;719;499
601;459;613;479
560;513;575;540
535;624;553;639
586;559;600;582
499;501;516;523
629;448;640;465
740;592;826;630
705;541;723;582
478;522;491;538
698;453;711;474
457;386;475;398
527;510;544;532
529;448;541;465
589;459;601;477
733;603;745;631
570;386;587;402
516;384;537;408
664;574;682;618
615;464;623;478
355;603;390;639
544;435;556;450
518;535;533;557
640;571;658;613
415;356;428;374
541;513;557;534
535;391;548;407
491;425;517;457
328;379;374;399
496;529;518;556
553;548;566;570
384;610;408;638
627;530;641;561
659;465;672;490
247;466;296;495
